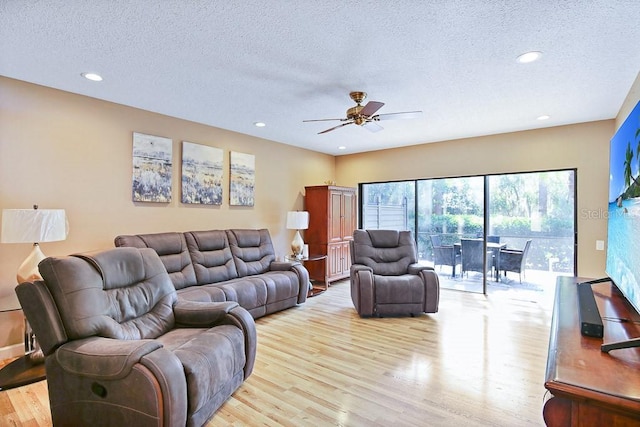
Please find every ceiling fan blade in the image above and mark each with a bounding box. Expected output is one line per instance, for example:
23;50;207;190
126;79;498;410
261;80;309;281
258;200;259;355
318;122;353;134
373;110;422;121
363;121;384;133
360;101;385;117
303;118;346;122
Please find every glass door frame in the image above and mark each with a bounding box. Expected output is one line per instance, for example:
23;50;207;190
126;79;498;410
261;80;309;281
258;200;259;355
359;168;578;295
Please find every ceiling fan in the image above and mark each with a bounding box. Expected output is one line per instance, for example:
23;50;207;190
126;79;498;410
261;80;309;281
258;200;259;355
303;91;422;134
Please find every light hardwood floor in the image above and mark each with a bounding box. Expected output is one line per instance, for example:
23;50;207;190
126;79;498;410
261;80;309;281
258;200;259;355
0;279;554;426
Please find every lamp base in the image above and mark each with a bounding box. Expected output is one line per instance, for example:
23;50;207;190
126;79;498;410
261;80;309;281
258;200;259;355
17;243;46;284
291;230;305;259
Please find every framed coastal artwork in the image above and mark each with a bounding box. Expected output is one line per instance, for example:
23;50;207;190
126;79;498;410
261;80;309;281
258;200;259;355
181;141;223;205
132;132;173;202
229;151;255;206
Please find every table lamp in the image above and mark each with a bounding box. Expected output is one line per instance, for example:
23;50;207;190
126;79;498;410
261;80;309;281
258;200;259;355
1;205;68;283
286;211;309;259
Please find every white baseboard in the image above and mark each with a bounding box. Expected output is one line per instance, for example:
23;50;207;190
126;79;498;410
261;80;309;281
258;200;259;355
0;343;23;361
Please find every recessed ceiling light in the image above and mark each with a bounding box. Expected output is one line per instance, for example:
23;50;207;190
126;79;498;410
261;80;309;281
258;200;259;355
81;72;103;81
254;122;266;127
338;146;346;150
516;51;542;64
537;115;550;121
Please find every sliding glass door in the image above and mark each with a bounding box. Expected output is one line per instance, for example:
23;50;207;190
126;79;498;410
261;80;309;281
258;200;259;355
486;170;576;291
416;176;486;292
361;181;416;233
360;169;576;295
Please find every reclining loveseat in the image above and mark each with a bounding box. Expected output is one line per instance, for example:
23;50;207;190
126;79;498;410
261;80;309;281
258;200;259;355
16;247;256;426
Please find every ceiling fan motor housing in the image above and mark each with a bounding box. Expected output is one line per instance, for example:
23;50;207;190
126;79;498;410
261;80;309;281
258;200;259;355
347;92;368;124
347;105;366;124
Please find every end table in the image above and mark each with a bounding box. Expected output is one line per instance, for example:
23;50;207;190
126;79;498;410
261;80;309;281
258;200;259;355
285;254;328;296
0;293;46;391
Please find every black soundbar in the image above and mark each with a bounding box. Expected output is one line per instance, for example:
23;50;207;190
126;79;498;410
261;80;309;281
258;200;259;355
577;283;604;338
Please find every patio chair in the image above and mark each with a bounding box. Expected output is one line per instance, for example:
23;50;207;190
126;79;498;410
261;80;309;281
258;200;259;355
499;239;533;283
430;234;461;277
461;238;492;278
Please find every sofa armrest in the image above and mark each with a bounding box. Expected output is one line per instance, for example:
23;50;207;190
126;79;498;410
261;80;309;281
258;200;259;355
408;263;435;275
174;300;239;327
350;264;374;316
139;347;189;426
350;264;373;275
419;269;440;313
219;306;257;379
271;261;310;304
16;280;68;356
55;337;162;380
270;261;298;271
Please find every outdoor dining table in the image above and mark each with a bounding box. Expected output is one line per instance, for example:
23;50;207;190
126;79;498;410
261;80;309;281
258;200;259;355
454;239;507;281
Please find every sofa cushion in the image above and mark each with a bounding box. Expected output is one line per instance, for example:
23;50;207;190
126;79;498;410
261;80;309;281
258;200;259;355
226;229;276;277
185;230;239;285
156;325;246;421
114;232;197;290
174;269;301;319
176;285;228;303
38;247;177;341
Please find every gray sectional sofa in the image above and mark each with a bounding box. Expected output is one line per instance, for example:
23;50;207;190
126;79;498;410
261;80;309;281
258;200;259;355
115;229;309;318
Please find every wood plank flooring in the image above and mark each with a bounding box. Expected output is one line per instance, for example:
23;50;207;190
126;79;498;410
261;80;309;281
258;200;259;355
0;279;554;426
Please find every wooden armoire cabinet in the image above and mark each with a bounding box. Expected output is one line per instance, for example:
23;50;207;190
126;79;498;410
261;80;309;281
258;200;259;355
304;185;357;284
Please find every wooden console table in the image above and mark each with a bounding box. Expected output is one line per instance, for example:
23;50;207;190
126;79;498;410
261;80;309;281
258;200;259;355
544;276;640;426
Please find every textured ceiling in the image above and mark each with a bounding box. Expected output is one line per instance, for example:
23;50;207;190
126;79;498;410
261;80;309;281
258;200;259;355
1;1;639;155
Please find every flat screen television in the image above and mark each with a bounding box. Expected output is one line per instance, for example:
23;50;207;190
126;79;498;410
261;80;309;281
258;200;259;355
604;99;640;351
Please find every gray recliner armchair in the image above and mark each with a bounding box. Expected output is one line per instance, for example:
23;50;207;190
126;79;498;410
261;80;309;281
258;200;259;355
350;229;440;317
15;247;256;427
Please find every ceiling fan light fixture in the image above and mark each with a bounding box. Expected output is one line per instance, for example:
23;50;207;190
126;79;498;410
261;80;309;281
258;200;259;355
516;51;542;64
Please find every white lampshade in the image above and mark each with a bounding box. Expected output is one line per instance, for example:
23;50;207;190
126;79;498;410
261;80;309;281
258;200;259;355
1;209;68;243
286;211;309;230
1;207;68;283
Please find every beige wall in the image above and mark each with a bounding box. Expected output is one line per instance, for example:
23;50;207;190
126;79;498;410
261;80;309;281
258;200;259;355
0;77;335;349
336;121;614;279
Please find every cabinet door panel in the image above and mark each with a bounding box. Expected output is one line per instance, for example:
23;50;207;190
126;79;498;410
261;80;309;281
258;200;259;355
342;191;356;240
338;242;351;275
328;243;342;278
329;190;343;243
